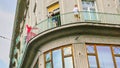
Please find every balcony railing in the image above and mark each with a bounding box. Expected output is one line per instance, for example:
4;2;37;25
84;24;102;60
27;11;120;42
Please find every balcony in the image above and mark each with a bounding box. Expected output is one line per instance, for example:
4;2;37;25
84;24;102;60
19;11;120;68
25;11;120;43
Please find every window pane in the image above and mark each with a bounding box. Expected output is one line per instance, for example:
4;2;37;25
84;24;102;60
46;62;52;68
115;57;120;68
64;47;72;55
45;52;51;62
97;46;114;68
90;8;97;20
113;47;120;54
87;46;95;53
88;56;97;68
83;11;90;20
52;49;63;68
64;57;73;68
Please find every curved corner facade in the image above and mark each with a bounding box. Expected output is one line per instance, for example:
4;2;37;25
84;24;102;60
10;0;120;68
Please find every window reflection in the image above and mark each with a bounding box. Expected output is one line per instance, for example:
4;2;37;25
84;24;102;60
113;47;120;54
88;56;97;68
115;57;120;68
87;46;95;53
46;62;52;68
46;52;51;62
96;46;114;68
64;57;73;68
64;47;72;56
87;44;120;68
52;49;63;68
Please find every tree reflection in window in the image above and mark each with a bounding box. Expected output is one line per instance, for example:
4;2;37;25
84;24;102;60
63;47;72;56
45;52;52;68
46;52;51;62
46;62;52;68
44;45;74;68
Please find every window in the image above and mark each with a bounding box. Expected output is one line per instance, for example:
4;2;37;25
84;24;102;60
63;47;73;68
82;1;98;21
44;45;74;68
45;52;52;68
86;44;120;68
113;46;120;68
86;45;98;68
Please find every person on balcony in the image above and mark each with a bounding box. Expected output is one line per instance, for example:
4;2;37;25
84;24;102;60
73;4;80;21
52;15;58;27
48;12;53;27
26;24;38;42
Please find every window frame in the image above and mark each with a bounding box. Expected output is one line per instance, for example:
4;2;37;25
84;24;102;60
81;0;99;21
86;44;120;68
44;44;74;68
33;59;39;68
112;46;120;68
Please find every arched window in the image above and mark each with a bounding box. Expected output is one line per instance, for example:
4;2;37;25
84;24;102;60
44;45;74;68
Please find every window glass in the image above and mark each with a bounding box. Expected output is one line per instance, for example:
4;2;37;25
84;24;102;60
46;62;52;68
88;56;97;68
82;1;97;20
87;46;95;53
45;52;51;62
52;49;63;68
113;47;120;54
64;57;73;68
64;47;72;56
44;45;74;68
115;57;120;68
97;46;114;68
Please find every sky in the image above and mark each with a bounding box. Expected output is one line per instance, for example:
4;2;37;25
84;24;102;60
0;0;17;68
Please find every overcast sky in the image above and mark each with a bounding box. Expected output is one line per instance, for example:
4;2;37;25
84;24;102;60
0;0;17;68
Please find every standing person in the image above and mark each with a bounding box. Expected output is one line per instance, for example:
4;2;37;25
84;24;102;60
50;12;58;27
73;4;80;21
48;12;53;18
48;12;53;28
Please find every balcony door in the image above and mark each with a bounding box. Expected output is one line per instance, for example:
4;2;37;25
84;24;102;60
82;1;97;21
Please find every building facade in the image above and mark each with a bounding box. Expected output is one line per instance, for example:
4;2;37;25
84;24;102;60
10;0;120;68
